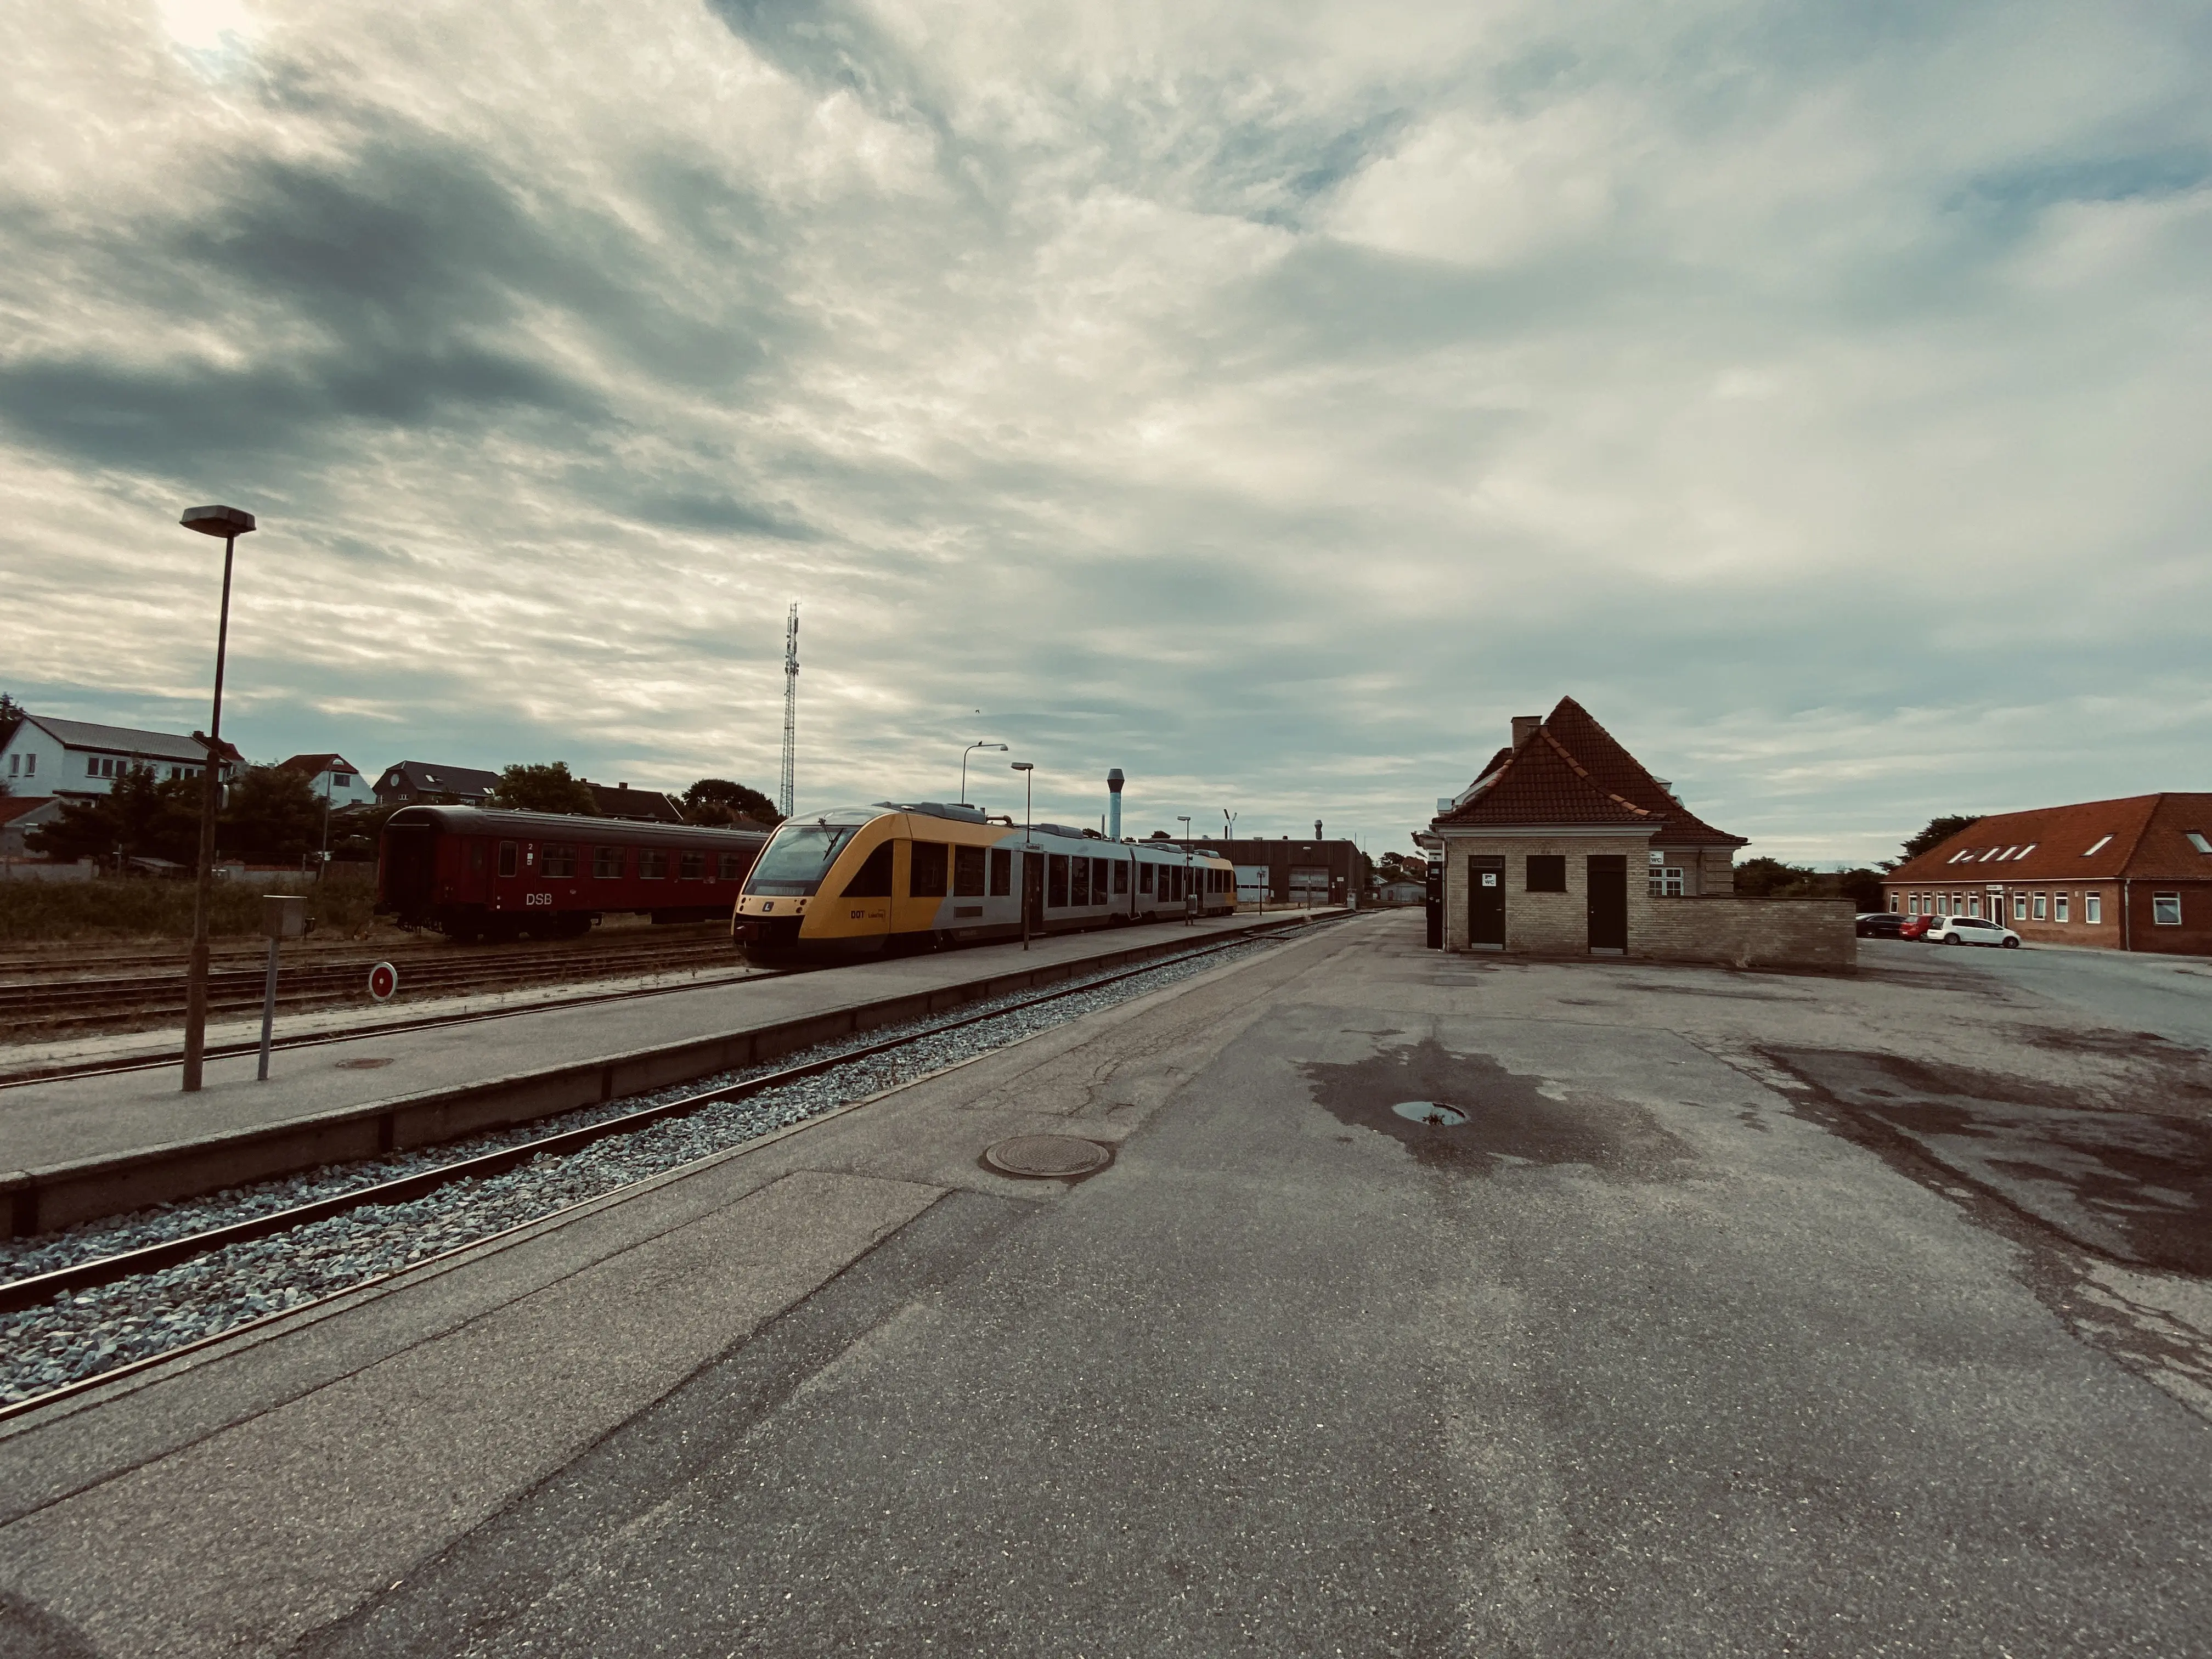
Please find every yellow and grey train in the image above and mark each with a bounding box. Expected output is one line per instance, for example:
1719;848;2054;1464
732;801;1237;962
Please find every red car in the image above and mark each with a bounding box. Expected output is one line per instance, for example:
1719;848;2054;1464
1899;915;1934;940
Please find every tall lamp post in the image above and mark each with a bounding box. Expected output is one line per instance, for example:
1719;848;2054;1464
1224;809;1241;911
1177;814;1193;925
1010;761;1035;950
961;741;1007;805
179;504;256;1093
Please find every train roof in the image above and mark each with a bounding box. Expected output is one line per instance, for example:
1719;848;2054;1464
382;804;770;847
780;803;1229;859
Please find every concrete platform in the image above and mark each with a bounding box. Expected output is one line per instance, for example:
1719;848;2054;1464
0;910;1333;1233
3;911;2208;1657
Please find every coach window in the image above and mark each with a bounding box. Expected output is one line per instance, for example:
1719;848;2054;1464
718;854;744;882
1139;862;1154;895
1071;857;1090;906
640;849;667;880
910;842;949;897
840;841;894;898
594;845;623;879
2153;893;2182;926
954;844;986;898
1093;857;1110;899
1047;854;1069;908
497;840;517;878
989;847;1012;896
1114;860;1128;895
679;851;705;881
543;843;577;878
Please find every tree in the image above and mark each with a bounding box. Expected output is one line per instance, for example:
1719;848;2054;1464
490;761;599;816
0;691;21;754
1899;814;1982;862
221;764;325;864
28;764;200;865
683;777;782;827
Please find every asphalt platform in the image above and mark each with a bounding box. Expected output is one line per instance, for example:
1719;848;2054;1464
1;910;1324;1231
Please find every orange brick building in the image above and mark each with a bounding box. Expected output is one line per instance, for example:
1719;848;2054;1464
1883;794;2212;955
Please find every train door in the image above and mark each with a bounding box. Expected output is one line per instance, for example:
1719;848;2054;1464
1023;848;1045;934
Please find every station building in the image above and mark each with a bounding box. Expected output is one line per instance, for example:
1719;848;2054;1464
1882;794;2212;955
1426;697;1851;969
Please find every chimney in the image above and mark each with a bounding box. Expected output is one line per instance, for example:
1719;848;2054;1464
1106;768;1125;840
1511;715;1541;747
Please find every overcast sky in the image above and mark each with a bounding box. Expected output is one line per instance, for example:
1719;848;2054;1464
3;1;2206;862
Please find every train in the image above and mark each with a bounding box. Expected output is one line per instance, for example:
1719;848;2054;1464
732;801;1238;962
378;805;771;940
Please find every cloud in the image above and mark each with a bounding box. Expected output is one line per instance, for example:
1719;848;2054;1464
1;0;2208;862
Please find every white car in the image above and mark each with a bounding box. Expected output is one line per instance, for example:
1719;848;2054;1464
1923;914;2021;949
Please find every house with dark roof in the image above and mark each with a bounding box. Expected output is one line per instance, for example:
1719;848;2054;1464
1883;794;2212;955
584;781;689;824
0;714;239;801
279;754;377;810
1426;697;1849;968
374;761;500;807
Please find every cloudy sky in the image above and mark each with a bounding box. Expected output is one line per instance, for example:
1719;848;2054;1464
3;1;2206;862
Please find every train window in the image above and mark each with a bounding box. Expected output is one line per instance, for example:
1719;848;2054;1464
840;841;893;898
718;853;744;882
542;843;577;878
910;842;949;898
497;841;517;879
593;845;624;879
639;850;668;880
679;851;705;881
1139;862;1153;895
1092;857;1109;900
1047;854;1069;909
1114;860;1129;895
954;844;986;898
1071;857;1090;906
989;847;1011;897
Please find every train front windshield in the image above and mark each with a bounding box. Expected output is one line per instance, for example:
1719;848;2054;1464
743;823;857;895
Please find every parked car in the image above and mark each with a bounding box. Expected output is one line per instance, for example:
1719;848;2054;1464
1922;914;2022;949
1899;915;1934;940
1855;912;1908;939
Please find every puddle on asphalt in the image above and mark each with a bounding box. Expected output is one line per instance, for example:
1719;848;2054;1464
1301;1036;1686;1176
1768;1048;2212;1276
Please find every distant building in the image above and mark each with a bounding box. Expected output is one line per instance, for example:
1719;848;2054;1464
1883;794;2212;955
0;714;238;802
1423;697;1847;969
585;781;688;824
1376;879;1426;906
374;761;500;807
1169;837;1364;907
0;795;64;860
280;753;377;809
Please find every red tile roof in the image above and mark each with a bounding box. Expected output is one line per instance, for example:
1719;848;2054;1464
0;795;55;827
1434;696;1746;845
1887;794;2212;884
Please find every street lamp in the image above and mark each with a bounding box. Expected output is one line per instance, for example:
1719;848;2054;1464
1177;814;1192;926
961;741;1007;805
178;504;256;1093
1224;809;1243;911
1010;761;1034;950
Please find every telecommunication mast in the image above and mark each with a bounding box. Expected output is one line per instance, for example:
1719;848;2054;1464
778;603;798;819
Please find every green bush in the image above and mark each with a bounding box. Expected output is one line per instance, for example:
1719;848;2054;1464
0;874;382;943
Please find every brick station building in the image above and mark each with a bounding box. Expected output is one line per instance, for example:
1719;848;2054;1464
1427;697;1852;968
1883;794;2212;955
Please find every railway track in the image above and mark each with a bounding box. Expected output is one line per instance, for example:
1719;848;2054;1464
0;919;1338;1419
0;932;740;1031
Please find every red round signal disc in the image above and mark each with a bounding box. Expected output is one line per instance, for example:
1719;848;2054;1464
367;962;398;1001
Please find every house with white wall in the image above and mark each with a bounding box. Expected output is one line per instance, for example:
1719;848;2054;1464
279;754;379;809
0;715;240;801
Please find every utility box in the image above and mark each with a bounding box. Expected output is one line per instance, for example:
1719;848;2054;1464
261;894;308;939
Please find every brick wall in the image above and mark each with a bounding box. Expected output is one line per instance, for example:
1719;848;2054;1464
1637;896;1857;969
1441;836;1652;952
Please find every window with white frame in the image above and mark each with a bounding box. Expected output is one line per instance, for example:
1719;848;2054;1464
2085;891;2102;924
2153;893;2182;926
2013;893;2027;921
2033;893;2047;919
2055;892;2069;922
1649;866;1684;897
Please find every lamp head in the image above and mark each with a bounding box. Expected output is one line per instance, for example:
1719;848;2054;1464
1009;761;1034;772
180;505;256;538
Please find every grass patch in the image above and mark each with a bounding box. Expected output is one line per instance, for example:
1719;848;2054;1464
0;876;383;943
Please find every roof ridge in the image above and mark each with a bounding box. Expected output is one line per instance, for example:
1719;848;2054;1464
1538;725;1655;817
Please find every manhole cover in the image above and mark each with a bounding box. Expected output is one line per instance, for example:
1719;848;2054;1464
983;1135;1112;1178
1391;1101;1467;1127
336;1058;396;1070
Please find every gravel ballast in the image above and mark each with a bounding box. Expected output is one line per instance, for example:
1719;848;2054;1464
1;930;1300;1407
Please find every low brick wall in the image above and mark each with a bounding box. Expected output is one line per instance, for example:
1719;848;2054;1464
1637;896;1856;970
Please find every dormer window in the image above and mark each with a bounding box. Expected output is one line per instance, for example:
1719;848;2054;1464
1977;847;2001;861
2187;832;2211;855
2013;844;2034;859
1948;850;1973;864
2084;834;2112;856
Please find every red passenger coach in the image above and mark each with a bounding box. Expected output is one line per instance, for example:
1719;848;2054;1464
377;805;769;940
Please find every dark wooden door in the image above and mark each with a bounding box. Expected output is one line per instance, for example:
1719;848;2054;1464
1587;854;1627;951
1468;855;1506;947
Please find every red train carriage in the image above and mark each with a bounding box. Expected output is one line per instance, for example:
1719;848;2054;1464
378;805;769;940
